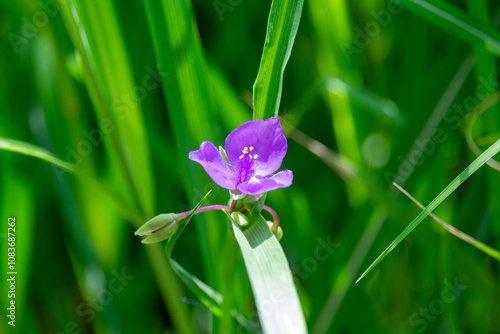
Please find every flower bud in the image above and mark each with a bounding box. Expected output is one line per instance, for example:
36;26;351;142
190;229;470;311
135;214;179;244
231;211;249;227
267;221;283;241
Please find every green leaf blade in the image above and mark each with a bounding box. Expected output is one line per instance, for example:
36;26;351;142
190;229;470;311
0;137;76;173
253;0;305;120
232;213;307;334
400;0;500;56
357;138;500;283
144;0;224;292
59;0;156;216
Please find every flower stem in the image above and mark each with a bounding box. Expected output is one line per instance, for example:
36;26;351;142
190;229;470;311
178;204;281;232
262;205;280;231
178;205;233;220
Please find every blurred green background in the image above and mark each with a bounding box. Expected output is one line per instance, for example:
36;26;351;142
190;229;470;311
1;0;500;333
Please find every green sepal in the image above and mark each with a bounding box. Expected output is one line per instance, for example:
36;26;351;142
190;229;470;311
219;146;229;164
243;193;266;215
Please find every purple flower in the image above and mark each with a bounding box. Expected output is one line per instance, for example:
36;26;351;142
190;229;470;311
189;117;293;196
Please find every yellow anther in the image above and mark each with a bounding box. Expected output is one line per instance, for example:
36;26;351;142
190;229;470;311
239;155;244;159
242;147;248;154
253;154;258;159
249;146;254;151
249;155;253;159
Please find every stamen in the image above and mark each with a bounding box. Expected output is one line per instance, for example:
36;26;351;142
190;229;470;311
237;145;257;182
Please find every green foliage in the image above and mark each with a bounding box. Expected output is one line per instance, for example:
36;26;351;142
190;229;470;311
231;212;307;333
357;138;500;283
253;0;304;120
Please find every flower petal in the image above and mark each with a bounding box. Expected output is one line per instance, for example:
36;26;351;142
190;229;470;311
225;117;287;177
237;170;293;195
189;141;237;190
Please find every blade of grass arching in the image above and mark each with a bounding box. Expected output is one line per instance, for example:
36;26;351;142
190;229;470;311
356;138;500;283
231;213;307;334
0;137;142;222
253;0;304;120
144;0;224;299
399;0;500;56
308;0;365;205
393;182;500;261
170;260;223;316
170;260;259;331
0;137;75;172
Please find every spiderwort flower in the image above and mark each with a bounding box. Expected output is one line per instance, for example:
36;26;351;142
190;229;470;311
189;117;293;196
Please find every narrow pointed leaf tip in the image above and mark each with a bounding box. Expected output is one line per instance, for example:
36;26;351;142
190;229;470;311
356;138;500;283
189;117;293;195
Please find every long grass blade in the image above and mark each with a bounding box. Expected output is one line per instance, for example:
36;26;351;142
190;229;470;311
0;137;144;222
393;182;500;261
400;0;500;55
231;212;307;334
356;138;500;283
143;0;224;293
58;0;155;216
253;0;304;120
